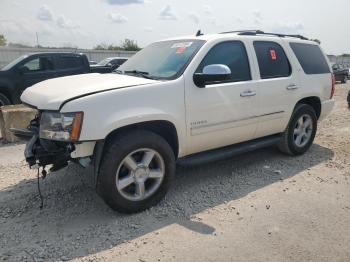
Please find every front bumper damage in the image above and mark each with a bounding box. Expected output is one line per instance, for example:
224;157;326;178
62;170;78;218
25;135;74;171
11;116;79;209
12;116;74;171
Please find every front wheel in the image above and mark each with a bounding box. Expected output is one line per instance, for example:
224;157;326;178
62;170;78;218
97;130;175;213
0;93;10;107
278;104;317;156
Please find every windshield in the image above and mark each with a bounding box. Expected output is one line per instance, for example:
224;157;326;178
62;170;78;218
1;55;28;71
118;39;205;79
97;58;112;66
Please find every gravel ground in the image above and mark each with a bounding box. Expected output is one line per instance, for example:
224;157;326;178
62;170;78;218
0;83;349;262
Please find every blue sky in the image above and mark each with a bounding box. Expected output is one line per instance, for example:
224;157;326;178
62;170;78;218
0;0;349;54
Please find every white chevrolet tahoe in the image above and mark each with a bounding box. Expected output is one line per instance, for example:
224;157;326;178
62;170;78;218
18;30;335;213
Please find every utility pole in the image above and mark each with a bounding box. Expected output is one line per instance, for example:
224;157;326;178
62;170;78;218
36;32;39;48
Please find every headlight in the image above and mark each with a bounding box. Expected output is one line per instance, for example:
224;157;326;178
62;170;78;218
40;112;83;141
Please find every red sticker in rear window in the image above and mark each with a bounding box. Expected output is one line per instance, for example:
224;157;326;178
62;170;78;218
176;47;186;54
270;49;277;60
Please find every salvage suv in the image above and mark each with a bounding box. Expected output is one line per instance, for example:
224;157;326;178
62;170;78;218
18;30;335;213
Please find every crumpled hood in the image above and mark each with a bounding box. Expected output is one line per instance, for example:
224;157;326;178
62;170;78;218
21;73;158;110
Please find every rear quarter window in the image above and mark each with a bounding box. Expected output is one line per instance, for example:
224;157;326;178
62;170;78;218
289;43;330;74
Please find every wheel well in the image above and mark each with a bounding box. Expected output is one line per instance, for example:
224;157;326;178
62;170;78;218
297;97;321;119
105;120;179;158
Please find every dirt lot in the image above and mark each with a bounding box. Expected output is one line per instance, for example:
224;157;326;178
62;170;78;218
0;84;349;262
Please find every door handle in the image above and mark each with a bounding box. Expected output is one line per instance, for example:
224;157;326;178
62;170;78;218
240;90;256;97
286;84;298;90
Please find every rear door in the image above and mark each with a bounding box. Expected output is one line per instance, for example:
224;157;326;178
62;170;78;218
251;40;300;138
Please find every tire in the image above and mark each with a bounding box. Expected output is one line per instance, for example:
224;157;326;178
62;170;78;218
0;93;10;107
278;104;317;156
341;76;347;84
97;129;176;213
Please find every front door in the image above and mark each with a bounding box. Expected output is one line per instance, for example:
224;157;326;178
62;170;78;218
184;40;259;155
18;56;55;95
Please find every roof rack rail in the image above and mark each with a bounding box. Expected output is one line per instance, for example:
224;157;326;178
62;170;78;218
220;30;309;40
220;30;262;34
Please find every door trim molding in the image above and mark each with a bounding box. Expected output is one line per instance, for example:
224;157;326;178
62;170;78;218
190;110;284;134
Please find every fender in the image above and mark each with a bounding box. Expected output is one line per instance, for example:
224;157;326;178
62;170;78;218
60;78;187;155
105;108;180;137
84;108;186;157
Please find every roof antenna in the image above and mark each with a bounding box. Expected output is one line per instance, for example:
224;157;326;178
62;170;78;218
196;30;203;37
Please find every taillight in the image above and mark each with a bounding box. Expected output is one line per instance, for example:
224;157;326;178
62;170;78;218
330;73;335;99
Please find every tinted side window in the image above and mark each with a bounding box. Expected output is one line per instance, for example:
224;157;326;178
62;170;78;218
110;59;127;66
41;57;54;70
55;56;83;70
254;41;291;79
22;57;54;71
23;58;41;71
196;41;251;83
117;59;127;65
290;43;330;74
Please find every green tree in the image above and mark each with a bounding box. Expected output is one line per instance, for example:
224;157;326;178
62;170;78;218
94;39;141;51
121;39;141;51
94;43;109;50
107;44;122;51
0;34;7;46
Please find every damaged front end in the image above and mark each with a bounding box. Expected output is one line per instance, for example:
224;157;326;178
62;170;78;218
12;113;77;172
12;115;75;171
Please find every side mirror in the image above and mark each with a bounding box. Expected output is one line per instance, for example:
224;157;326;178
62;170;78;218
193;64;231;88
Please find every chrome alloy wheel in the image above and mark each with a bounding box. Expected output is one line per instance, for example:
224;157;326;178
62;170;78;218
116;148;165;201
293;114;313;147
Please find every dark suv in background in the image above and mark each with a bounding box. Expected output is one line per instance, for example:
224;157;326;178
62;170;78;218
0;52;112;106
332;63;349;84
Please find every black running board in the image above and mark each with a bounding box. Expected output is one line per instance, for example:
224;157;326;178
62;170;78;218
177;134;282;166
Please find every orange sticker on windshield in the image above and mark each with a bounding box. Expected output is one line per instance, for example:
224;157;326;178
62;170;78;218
270;49;277;60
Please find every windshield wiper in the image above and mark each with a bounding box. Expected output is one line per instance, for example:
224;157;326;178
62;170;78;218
124;70;154;79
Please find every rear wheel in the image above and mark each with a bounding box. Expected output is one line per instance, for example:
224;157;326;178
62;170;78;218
97;130;175;213
341;75;347;84
278;104;317;156
0;93;10;107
